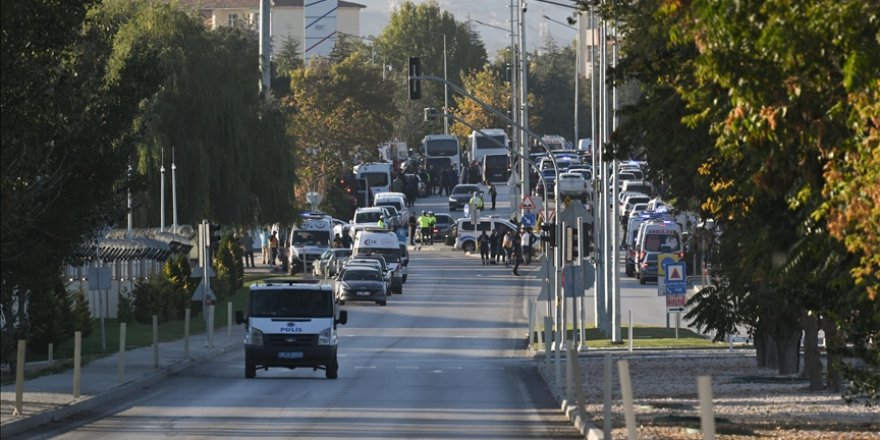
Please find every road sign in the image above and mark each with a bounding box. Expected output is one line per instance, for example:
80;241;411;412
521;213;536;227
664;261;687;294
666;293;686;312
191;278;217;302
657;253;678;277
191;266;216;278
563;195;572;206
88;267;112;291
520;195;537;210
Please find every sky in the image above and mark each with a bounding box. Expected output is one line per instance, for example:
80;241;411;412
357;0;581;58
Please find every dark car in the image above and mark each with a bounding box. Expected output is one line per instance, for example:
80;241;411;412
448;184;482;211
638;252;659;285
334;267;388;306
431;213;455;241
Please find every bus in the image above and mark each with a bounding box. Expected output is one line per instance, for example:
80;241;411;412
353;162;392;207
421;134;461;175
468;129;509;165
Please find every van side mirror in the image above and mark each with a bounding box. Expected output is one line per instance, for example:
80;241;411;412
235;310;246;325
336;310;348;326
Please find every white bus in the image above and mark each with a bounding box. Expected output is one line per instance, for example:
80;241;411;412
353;162;392;207
421;134;461;175
468;129;509;165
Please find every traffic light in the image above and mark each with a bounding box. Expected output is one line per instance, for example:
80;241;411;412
209;224;222;252
408;57;421;100
542;222;557;247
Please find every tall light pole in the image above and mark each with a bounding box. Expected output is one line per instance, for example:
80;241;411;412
442;33;449;135
542;14;579;148
259;0;271;99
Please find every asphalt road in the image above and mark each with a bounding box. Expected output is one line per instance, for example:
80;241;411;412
24;188;582;440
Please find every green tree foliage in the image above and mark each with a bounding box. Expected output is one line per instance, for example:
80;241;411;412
451;67;512;140
0;0;168;363
285;52;396;199
26;278;74;355
213;232;243;302
375;0;488;145
163;253;194;319
71;289;93;338
590;0;879;398
272;34;304;98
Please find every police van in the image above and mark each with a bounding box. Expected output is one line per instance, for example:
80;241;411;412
352;229;405;293
288;213;334;275
235;279;348;379
452;216;518;253
634;220;683;283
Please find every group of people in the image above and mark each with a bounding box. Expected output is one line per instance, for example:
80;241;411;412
477;227;539;276
410;210;438;247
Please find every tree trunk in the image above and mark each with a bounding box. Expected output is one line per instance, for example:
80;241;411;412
824;319;842;393
775;321;802;376
801;312;823;390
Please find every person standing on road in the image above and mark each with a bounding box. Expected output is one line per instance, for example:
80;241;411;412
521;227;537;265
259;228;269;264
439;168;449;196
240;232;255;268
341;232;353;249
487;182;497;210
511;232;522;276
478;230;491;265
417;210;431;248
427;211;437;245
268;230;279;266
502;230;513;265
468;191;483;226
408;212;417;246
489;228;501;265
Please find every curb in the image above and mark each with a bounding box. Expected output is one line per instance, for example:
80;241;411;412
536;357;605;440
1;340;240;437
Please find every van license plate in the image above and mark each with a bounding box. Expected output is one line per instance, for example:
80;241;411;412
357;291;370;296
279;352;303;359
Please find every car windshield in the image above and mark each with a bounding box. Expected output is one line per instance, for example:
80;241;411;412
291;230;330;246
249;289;333;318
376;201;401;211
356;248;400;263
342;270;383;282
355;212;383;223
360;172;389;187
453;186;478;194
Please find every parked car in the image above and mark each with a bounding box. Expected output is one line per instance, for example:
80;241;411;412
452;216;518;253
314;248;351;278
448;184;482;211
431;213;455;241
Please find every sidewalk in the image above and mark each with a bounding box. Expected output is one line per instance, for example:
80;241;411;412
0;323;245;437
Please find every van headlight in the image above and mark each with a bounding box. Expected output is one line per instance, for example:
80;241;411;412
248;328;264;346
318;327;332;345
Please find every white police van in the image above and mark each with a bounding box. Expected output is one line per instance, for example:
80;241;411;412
288;213;334;274
352;229;405;293
235;279;347;379
453;216;518;253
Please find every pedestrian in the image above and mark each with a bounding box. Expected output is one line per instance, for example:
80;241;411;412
489;228;500;265
487;182;497;210
417;210;431;249
440;168;449;196
468;191;483;226
521;227;537;265
478;230;491;264
239;232;255;268
511;233;522;276
427;211;437;245
268;230;279;266
259;228;269;264
502;230;513;265
332;233;343;248
405;177;417;207
408;212;417;246
341;232;353;249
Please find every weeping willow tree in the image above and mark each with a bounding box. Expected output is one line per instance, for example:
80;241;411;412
98;0;300;228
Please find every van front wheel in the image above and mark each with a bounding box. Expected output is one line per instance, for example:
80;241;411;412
245;356;256;379
325;357;338;379
463;241;476;253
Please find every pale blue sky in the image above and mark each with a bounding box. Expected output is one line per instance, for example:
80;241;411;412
358;0;579;58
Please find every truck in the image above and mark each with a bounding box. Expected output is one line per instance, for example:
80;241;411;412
288;213;334;275
235;279;348;379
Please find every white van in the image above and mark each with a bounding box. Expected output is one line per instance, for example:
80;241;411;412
352;229;405;293
354;162;392;205
634;220;683;281
235;279;347;379
373;192;408;224
288;213;334;275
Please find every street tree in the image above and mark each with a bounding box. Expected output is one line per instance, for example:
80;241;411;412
285;52;396;215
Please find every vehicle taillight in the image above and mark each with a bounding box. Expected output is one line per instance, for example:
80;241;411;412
678;251;685;260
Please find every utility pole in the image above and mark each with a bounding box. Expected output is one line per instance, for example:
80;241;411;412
259;0;271;99
442;33;449;135
519;0;530;221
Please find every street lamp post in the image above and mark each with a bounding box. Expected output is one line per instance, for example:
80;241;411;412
542;14;579;147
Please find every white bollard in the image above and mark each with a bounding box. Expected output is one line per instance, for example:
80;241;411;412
618;359;637;440
73;331;82;398
48;342;54;365
152;315;159;368
528;301;535;349
603;353;613;440
698;375;716;440
14;340;25;416
544;316;553;369
207;304;215;348
675;311;681;339
118;322;126;383
566;342;575;401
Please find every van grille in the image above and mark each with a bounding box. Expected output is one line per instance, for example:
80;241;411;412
268;334;318;347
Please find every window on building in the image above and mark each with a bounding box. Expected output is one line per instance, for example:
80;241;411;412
228;13;239;27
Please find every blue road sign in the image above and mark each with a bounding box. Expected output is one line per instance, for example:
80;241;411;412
664;261;687;295
521;213;536;227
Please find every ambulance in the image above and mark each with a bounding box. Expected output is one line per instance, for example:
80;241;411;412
352;229;405;293
288;213;334;275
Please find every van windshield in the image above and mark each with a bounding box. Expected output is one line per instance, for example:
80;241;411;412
291;230;330;246
249;289;333;318
360;172;389;187
355;212;383;223
643;233;681;252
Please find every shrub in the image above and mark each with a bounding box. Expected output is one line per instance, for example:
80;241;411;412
71;288;93;338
